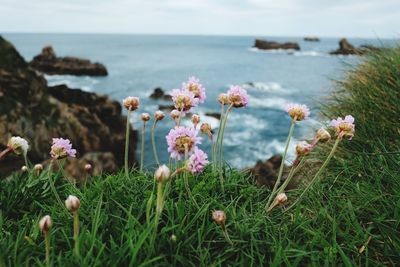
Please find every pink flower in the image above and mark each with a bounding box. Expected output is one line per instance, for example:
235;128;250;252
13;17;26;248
50;138;77;159
296;141;313;156
284;103;310;121
227;85;249;108
182;76;206;103
330;115;355;140
166;126;201;160
171;89;199;114
187;147;209;174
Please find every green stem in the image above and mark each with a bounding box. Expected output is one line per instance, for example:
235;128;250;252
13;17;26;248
214;105;225;173
152;182;164;244
211;139;215;173
140;122;146;172
47;161;67;212
219;104;233;190
151;120;160;166
23;154;29;169
73;211;80;257
177;108;183;127
45;232;50;267
265;119;296;210
184;144;199;209
221;224;233;246
286;137;341;211
124;109;132;177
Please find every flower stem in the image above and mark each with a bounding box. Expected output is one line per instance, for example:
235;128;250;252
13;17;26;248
152;182;164;244
211;137;215;173
47;161;67;212
151;120;160;166
184;144;199;209
0;147;12;161
286;137;341;211
73;211;80;257
221;224;233;245
265;119;296;210
140;121;146;171
45;232;50;267
124;109;132;177
214;105;225;173
218;104;233;189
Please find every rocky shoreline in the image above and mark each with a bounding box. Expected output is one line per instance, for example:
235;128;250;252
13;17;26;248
0;36;136;179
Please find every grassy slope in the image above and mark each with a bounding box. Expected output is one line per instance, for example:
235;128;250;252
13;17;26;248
1;48;400;266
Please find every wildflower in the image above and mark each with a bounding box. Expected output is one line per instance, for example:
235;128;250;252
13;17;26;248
21;165;29;172
154;164;171;183
50;138;76;159
154;110;165;121
34;164;43;176
316;127;331;142
212;210;226;224
330;115;355;140
200;123;212;136
141;112;151;122
296;141;313;156
187;147;209;174
284;103;310;121
170;109;181;120
166;126;201;160
171;89;198;113
182;76;206;103
84;163;92;172
218;93;229;105
39;215;52;234
227;85;249;108
65;195;81;212
7;136;29;156
192;114;200;129
123;96;140;111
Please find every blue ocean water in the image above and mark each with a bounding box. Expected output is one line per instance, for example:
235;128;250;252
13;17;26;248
3;34;397;168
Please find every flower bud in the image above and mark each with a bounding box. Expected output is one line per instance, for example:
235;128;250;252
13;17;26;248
170;234;177;242
275;193;288;205
191;114;200;125
218;93;229;105
65;195;81;212
84;163;92;172
212;210;226;224
154;164;171;183
7;136;29;156
39;215;52;234
34;164;43;175
200;123;212;135
170;109;180;120
316;128;331;142
123;96;140;111
295;141;313;156
154;110;165;121
141;112;151;122
21;165;29;172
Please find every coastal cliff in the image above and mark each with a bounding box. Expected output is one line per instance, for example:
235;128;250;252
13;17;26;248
0;36;136;178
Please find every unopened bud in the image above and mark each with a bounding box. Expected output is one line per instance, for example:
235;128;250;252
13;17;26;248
275;193;288;205
218;93;229;105
65;195;81;212
154;111;165;121
141;112;151;122
21;165;29;172
170;109;180;120
316;127;331;142
123;96;140;111
170;234;177;242
84;163;92;172
39;215;52;234
154;164;171;183
212;210;226;224
295;141;313;156
191;114;200;125
34;164;43;175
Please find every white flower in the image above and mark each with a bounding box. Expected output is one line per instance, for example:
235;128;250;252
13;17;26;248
154;164;171;183
39;215;52;233
65;195;81;212
7;136;29;156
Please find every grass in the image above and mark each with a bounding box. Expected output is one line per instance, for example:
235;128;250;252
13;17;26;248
1;47;400;266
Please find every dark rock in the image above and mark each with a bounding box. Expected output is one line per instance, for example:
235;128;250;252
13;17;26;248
205;112;221;120
254;39;300;51
330;38;361;55
249;155;291;188
304;37;320;42
0;36;136;179
159;104;175;111
150;87;172;101
30;45;108;76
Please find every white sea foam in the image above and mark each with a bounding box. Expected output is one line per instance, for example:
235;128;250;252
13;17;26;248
249;47;326;57
229;113;267;130
241;81;291;94
247;95;288;109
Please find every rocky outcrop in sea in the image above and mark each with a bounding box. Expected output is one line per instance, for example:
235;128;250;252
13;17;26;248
0;36;136;179
330;38;380;55
30;46;108;76
254;39;300;51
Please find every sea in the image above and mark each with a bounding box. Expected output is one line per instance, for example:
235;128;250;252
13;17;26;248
3;34;398;168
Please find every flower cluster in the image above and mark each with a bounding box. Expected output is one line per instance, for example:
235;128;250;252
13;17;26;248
50;138;76;159
284;103;310;121
166;126;201;160
187;147;209;174
7;136;29;156
182;76;206;103
226;85;249;108
330;115;355;139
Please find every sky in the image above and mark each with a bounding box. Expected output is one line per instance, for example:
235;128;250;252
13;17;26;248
1;0;399;38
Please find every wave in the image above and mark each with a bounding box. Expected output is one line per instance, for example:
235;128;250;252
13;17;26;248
247;95;288;109
248;47;326;57
241;81;291;94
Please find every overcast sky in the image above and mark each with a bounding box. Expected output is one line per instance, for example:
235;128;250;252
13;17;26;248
1;0;399;38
